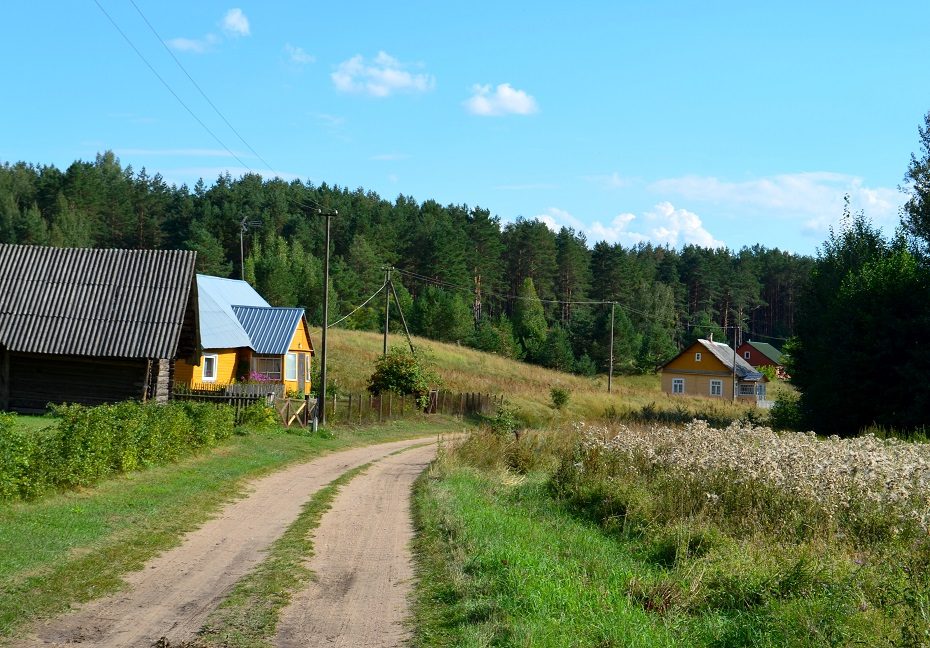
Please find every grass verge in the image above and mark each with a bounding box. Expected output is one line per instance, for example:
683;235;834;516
412;429;907;647
0;418;459;641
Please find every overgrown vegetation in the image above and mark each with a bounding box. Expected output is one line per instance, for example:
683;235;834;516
0;401;234;500
413;421;930;646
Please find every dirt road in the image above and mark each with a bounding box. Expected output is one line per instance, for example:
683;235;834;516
16;436;436;648
275;443;436;648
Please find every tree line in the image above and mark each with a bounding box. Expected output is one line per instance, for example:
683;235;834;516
0;151;811;376
789;110;930;436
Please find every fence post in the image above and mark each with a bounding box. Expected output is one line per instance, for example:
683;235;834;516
388;392;393;419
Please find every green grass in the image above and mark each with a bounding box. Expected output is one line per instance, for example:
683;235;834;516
412;466;675;647
7;413;58;435
0;418;458;640
411;431;903;647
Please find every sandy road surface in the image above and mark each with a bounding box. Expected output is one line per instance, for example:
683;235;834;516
16;437;436;648
275;443;436;648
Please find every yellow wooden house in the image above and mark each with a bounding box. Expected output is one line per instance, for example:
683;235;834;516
174;275;314;395
660;338;767;405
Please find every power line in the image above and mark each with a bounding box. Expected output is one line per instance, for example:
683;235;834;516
127;0;277;175
327;283;386;327
92;0;253;172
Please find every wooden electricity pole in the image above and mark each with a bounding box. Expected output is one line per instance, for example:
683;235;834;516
383;266;392;356
608;301;615;393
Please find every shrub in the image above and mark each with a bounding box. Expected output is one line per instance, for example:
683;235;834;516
237;402;278;430
0;401;237;501
550;387;570;410
367;345;441;407
769;390;803;431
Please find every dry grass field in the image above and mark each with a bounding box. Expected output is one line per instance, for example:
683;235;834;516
314;327;757;426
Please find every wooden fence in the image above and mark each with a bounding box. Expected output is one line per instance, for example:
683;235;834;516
171;382;502;428
319;390;503;424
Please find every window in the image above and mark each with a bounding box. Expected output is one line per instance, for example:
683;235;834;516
710;380;723;396
672;378;684;394
739;383;756;396
305;354;312;382
285;353;297;381
695;352;702;362
744;351;751;360
254;356;282;381
202;354;218;382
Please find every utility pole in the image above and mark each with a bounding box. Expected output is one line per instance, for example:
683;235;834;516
239;216;261;280
732;325;738;402
383;266;392;356
608;301;615;393
319;208;335;426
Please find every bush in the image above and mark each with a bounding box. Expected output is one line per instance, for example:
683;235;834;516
550;387;570;410
237;402;278;429
367;345;441;407
0;401;237;501
769;390;803;431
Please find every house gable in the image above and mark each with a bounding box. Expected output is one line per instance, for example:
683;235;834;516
663;341;730;374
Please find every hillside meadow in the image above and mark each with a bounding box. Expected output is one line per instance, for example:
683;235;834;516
314;327;761;427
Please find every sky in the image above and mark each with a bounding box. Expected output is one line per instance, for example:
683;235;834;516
3;1;930;255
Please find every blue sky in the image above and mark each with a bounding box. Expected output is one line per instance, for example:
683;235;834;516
3;1;929;254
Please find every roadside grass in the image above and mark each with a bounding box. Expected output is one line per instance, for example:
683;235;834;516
0;418;458;640
411;429;906;647
7;414;57;435
316;327;756;427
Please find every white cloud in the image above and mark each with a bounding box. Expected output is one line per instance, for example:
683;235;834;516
588;202;724;248
465;83;538;116
533;207;586;233
649;172;903;238
332;52;434;97
285;43;314;64
222;8;250;37
167;34;219;53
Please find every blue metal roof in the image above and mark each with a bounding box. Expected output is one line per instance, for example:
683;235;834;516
231;305;306;355
196;275;269;349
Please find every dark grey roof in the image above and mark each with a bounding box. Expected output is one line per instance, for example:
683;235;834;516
699;339;765;381
231;305;306;355
0;244;197;358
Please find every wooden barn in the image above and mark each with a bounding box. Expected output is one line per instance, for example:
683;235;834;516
0;244;200;412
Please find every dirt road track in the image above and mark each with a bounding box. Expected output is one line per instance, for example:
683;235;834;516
16;437;436;648
275;444;436;648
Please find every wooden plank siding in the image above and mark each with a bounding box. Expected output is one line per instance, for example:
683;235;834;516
7;353;151;412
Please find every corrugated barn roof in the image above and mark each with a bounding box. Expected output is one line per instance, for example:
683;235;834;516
231;305;305;355
0;244;197;359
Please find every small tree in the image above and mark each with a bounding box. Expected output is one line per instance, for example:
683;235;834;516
367;346;440;407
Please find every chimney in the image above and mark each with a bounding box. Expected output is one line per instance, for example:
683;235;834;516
708;332;713;342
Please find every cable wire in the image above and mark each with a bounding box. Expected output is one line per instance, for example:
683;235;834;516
93;0;253;171
327;283;386;327
127;0;277;175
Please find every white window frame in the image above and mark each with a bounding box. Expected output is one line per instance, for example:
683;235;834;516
285;352;298;381
710;379;723;396
202;353;218;382
739;383;756;396
305;354;312;382
744;351;751;360
672;378;684;394
695;352;702;362
254;356;283;381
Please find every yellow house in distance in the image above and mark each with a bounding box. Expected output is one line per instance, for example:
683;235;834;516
174;275;314;396
660;338;767;406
